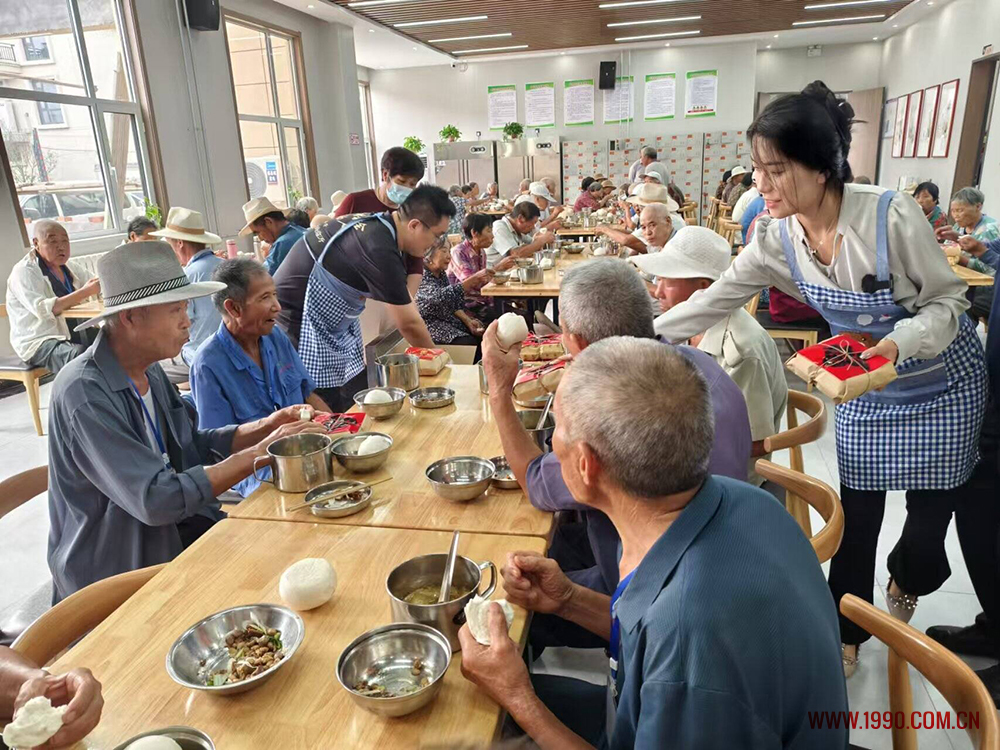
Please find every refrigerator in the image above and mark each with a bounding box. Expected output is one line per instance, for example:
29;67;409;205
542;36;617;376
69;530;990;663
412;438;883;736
495;138;563;203
429;141;497;192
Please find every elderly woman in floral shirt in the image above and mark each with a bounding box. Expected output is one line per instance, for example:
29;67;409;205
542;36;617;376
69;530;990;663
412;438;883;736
447;213;515;321
416;238;495;354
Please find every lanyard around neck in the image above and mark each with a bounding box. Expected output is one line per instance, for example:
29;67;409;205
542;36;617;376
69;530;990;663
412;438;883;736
128;377;172;470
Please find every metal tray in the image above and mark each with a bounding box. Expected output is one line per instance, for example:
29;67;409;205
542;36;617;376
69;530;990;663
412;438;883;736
489;456;520;489
409;387;456;409
308;480;373;518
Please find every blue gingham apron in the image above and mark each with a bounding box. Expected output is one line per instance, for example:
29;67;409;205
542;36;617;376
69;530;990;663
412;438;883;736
780;190;987;491
299;214;396;389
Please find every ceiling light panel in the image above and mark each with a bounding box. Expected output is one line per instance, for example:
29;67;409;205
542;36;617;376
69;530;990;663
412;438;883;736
428;32;512;42
599;0;694;8
805;0;891;8
394;15;487;28
607;15;701;27
614;29;701;41
792;13;885;25
453;44;529;54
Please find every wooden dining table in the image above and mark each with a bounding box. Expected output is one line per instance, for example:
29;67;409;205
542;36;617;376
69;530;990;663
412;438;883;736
61;299;105;319
952;263;995;287
480;252;594;301
555;224;624;238
47;518;545;748
228;365;554;540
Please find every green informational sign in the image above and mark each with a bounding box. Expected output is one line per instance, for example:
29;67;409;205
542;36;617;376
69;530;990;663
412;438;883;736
564;79;594;126
644;73;676;121
487;84;517;131
685;69;718;119
604;75;634;124
524;82;555;128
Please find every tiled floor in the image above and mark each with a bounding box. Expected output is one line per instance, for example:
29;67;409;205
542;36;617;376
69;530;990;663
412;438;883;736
1;371;996;747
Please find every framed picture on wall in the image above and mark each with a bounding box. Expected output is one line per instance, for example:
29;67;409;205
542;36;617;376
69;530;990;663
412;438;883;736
891;93;908;158
902;89;922;158
916;85;939;158
882;99;898;139
932;79;960;158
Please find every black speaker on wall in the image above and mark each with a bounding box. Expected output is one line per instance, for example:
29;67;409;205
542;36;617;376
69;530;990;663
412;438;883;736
599;61;617;90
185;0;220;31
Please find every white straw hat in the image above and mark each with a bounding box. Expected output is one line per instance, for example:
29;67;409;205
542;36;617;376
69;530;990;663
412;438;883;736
632;226;731;281
239;197;283;236
330;190;347;210
74;241;226;330
528;181;556;203
626;183;680;213
150;207;221;245
730;165;748;177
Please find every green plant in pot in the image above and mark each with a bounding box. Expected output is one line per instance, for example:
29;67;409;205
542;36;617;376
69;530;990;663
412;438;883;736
439;124;461;142
402;136;425;153
502;122;524;141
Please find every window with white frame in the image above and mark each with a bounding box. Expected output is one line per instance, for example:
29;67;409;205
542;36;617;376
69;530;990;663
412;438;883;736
0;0;155;239
224;17;313;208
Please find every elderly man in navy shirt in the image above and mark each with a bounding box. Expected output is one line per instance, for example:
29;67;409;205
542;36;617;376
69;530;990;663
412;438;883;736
926;234;1000;705
460;338;848;748
482;259;751;648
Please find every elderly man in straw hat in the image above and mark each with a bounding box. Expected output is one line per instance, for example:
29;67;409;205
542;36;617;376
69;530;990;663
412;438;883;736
595;183;679;255
241;196;307;275
46;242;325;602
150;207;224;383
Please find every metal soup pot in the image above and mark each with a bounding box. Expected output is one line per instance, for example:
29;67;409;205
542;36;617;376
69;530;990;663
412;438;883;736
376;353;421;391
386;553;497;651
252;433;334;493
518;264;544;284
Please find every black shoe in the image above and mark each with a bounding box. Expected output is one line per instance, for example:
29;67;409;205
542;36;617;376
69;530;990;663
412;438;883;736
925;622;1000;659
974;664;1000;709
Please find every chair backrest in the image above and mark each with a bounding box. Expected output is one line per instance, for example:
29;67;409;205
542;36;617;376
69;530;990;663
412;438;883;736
754;459;844;562
0;466;48;519
12;563;166;666
763;390;827;454
0;303;7;318
840;594;1000;749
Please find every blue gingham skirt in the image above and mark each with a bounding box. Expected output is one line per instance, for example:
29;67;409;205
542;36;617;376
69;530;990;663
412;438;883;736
299;281;366;390
835;316;987;491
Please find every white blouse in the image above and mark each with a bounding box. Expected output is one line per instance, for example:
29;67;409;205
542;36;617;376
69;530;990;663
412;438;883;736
654;185;970;363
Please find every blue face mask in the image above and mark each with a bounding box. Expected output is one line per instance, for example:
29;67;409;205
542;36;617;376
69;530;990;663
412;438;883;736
386;180;413;205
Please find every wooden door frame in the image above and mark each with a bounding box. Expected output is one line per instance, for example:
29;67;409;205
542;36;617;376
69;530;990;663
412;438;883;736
953;52;999;191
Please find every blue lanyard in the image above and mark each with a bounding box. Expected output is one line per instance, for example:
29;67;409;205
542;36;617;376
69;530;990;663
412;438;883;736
609;569;636;691
128;378;172;470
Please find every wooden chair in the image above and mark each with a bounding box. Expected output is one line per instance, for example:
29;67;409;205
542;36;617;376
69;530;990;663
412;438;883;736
743;292;829;354
680;201;698;224
755;460;842;563
840;594;999;749
0;467;51;645
12;563;166;666
718;219;741;249
761;391;829;537
704;197;721;231
0;304;48;436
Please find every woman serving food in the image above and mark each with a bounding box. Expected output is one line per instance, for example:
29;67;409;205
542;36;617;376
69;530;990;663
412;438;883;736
653;81;987;677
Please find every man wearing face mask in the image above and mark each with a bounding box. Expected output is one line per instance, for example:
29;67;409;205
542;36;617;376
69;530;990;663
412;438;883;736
335;147;426;297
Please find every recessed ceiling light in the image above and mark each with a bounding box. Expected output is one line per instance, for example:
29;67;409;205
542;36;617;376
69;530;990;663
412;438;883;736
368;28;375;33
395;15;487;28
307;4;314;8
428;32;512;42
412;46;418;50
766;44;772;48
773;34;779;38
892;23;898;27
614;29;700;41
927;1;933;4
805;0;891;8
453;44;528;53
872;36;878;40
792;13;885;25
664;42;670;46
349;0;424;6
598;0;693;8
560;51;566;55
607;15;700;27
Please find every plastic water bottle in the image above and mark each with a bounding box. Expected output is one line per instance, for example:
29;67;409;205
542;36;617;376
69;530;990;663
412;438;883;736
226;239;237;259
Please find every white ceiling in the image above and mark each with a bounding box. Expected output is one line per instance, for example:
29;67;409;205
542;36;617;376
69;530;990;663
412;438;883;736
273;0;952;70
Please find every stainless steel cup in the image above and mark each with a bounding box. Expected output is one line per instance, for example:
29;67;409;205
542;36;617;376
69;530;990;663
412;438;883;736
376;353;420;391
478;361;489;394
518;264;544;284
252;433;334;493
516;409;556;453
387;554;498;651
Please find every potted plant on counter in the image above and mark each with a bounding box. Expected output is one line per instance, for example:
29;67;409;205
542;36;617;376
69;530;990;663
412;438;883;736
502;122;524;141
403;136;424;153
439;124;461;142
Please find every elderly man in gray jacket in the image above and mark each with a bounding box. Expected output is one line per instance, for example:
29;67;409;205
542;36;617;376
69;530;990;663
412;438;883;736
47;241;324;602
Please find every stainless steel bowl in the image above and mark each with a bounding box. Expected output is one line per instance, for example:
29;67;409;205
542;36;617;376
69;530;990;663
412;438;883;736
252;433;334;494
376;353;421;392
353;387;406;420
307;480;373;518
166;604;304;695
563;242;585;254
331;432;393;473
113;726;216;750
518;265;544;284
409;387;456;409
516;409;556;453
513;257;535;269
425;456;495;502
492;271;512;286
489;456;520;489
337;622;451;717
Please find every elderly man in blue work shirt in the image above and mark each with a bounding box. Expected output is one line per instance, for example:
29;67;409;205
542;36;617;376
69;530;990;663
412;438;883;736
150;207;224;384
925;233;1000;705
240;197;308;275
459;338;848;748
190;257;332;496
47;242;325;603
481;259;752;650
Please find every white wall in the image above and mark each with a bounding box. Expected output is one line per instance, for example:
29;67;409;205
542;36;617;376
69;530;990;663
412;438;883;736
878;0;1000;203
368;42;758;163
756;43;883;95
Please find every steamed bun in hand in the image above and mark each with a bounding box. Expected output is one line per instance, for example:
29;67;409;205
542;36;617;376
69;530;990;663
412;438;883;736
496;313;529;352
463;596;514;645
126;737;184;750
279;558;337;611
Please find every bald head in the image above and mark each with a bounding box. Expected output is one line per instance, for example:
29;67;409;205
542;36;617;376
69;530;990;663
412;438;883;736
32;220;70;267
518;178;531;193
639;203;673;249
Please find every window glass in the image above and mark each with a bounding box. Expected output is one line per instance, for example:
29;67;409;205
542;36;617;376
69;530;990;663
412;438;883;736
80;0;133;101
226;21;274;117
0;1;86;96
104;111;148;220
22;37;52;62
271;35;298;119
284;126;305;200
239;119;287;207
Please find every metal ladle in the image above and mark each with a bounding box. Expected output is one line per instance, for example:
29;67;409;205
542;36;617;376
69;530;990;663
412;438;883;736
438;530;460;604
